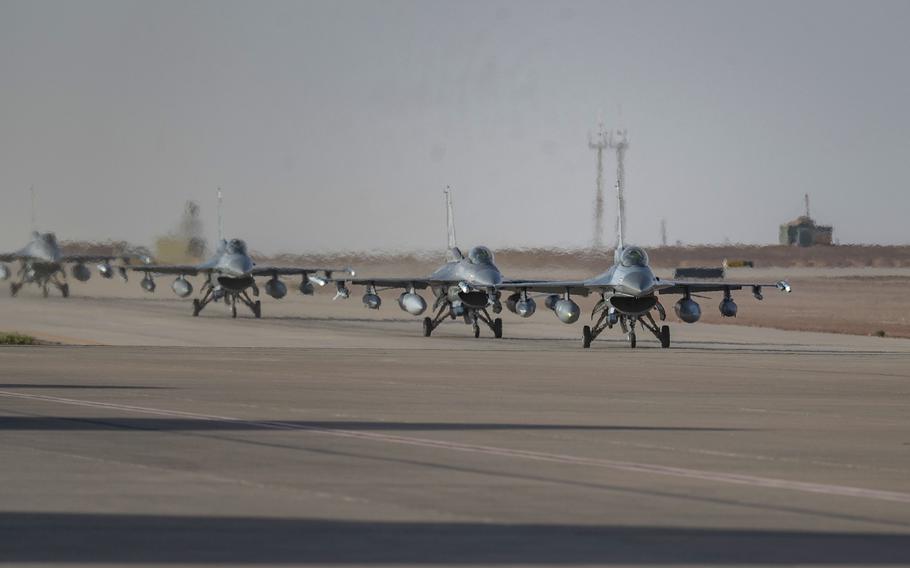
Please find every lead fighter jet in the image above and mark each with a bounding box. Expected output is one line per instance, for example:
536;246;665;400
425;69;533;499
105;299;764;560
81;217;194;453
131;190;352;318
500;182;791;348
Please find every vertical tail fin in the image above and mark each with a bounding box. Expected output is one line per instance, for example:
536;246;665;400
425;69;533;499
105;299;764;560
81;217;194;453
216;187;224;242
445;185;457;250
615;180;625;251
29;185;37;232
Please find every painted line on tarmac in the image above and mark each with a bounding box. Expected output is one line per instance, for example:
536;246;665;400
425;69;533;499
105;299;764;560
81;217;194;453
3;389;910;505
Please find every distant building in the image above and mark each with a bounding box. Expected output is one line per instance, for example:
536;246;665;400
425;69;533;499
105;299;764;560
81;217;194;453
779;194;833;247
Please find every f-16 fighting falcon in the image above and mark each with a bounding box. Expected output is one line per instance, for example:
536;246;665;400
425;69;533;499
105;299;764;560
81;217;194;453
337;187;512;338
130;190;352;318
502;182;791;348
0;231;141;298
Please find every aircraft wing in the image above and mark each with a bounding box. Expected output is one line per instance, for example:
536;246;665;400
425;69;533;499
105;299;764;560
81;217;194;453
130;265;202;276
251;266;353;278
347;277;437;290
658;280;792;296
60;254;131;264
496;280;606;297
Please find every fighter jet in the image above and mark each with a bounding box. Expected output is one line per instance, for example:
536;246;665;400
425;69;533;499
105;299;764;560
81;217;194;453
335;187;511;338
0;231;143;298
500;183;791;348
131;190;352;318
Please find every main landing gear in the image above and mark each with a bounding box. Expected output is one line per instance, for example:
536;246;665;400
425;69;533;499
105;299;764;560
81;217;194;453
9;274;69;298
583;305;671;349
192;282;261;319
422;302;502;338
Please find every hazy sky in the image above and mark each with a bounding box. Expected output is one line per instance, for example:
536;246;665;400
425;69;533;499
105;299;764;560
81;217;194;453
2;0;909;253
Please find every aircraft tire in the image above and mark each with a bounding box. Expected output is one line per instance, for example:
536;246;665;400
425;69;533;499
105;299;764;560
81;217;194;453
422;317;433;337
493;318;503;339
660;325;671;348
582;325;592;349
60;283;69;298
629;331;637;349
473;323;480;339
253;300;262;319
10;282;20;297
42;286;49;298
231;302;237;319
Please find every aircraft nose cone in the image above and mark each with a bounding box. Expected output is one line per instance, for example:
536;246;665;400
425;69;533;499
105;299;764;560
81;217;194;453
471;268;502;288
622;271;655;297
224;256;253;277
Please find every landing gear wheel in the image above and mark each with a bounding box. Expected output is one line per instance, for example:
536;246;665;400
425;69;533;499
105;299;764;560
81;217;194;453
582;325;592;349
192;299;202;317
423;317;433;337
10;282;21;297
473;322;480;338
660;325;671;349
493;318;503;339
60;283;69;298
42;286;49;298
231;301;238;319
629;331;637;349
253;300;262;319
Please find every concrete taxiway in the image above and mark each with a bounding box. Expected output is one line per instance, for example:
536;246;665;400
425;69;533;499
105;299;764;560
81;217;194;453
1;284;909;565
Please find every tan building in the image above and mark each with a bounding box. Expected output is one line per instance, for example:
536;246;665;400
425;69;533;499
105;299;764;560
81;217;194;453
779;194;833;247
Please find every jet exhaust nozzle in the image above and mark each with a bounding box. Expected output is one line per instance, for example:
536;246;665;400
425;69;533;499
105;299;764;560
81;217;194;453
140;274;156;293
398;292;427;315
675;298;701;323
362;293;382;310
171;277;193;298
554;299;581;324
265;278;287;299
515;298;537;318
719;297;738;318
71;263;91;282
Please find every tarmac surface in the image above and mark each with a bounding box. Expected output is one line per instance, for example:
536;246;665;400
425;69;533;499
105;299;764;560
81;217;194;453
2;280;910;566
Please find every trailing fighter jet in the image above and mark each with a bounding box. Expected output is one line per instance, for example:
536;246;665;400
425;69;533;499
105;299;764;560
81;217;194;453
0;231;142;298
130;190;352;318
334;187;515;338
500;182;791;348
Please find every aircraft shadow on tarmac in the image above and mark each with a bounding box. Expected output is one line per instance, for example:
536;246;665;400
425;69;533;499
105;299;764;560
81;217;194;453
0;417;750;432
2;512;909;565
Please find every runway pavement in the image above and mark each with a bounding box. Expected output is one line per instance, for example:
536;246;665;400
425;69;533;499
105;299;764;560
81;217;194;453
1;284;910;565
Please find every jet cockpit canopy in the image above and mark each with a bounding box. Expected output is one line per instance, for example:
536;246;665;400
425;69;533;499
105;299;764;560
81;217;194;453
226;238;248;255
619;246;649;268
468;246;494;265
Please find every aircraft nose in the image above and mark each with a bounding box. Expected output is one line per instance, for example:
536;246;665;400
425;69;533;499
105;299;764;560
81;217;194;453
472;268;502;288
225;256;253;277
621;271;655;297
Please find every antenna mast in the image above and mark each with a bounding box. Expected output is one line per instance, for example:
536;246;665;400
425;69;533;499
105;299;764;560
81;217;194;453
588;120;608;249
217;187;224;242
804;193;810;218
444;185;458;250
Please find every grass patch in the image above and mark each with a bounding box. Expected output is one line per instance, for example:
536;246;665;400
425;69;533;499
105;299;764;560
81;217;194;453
0;332;38;345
